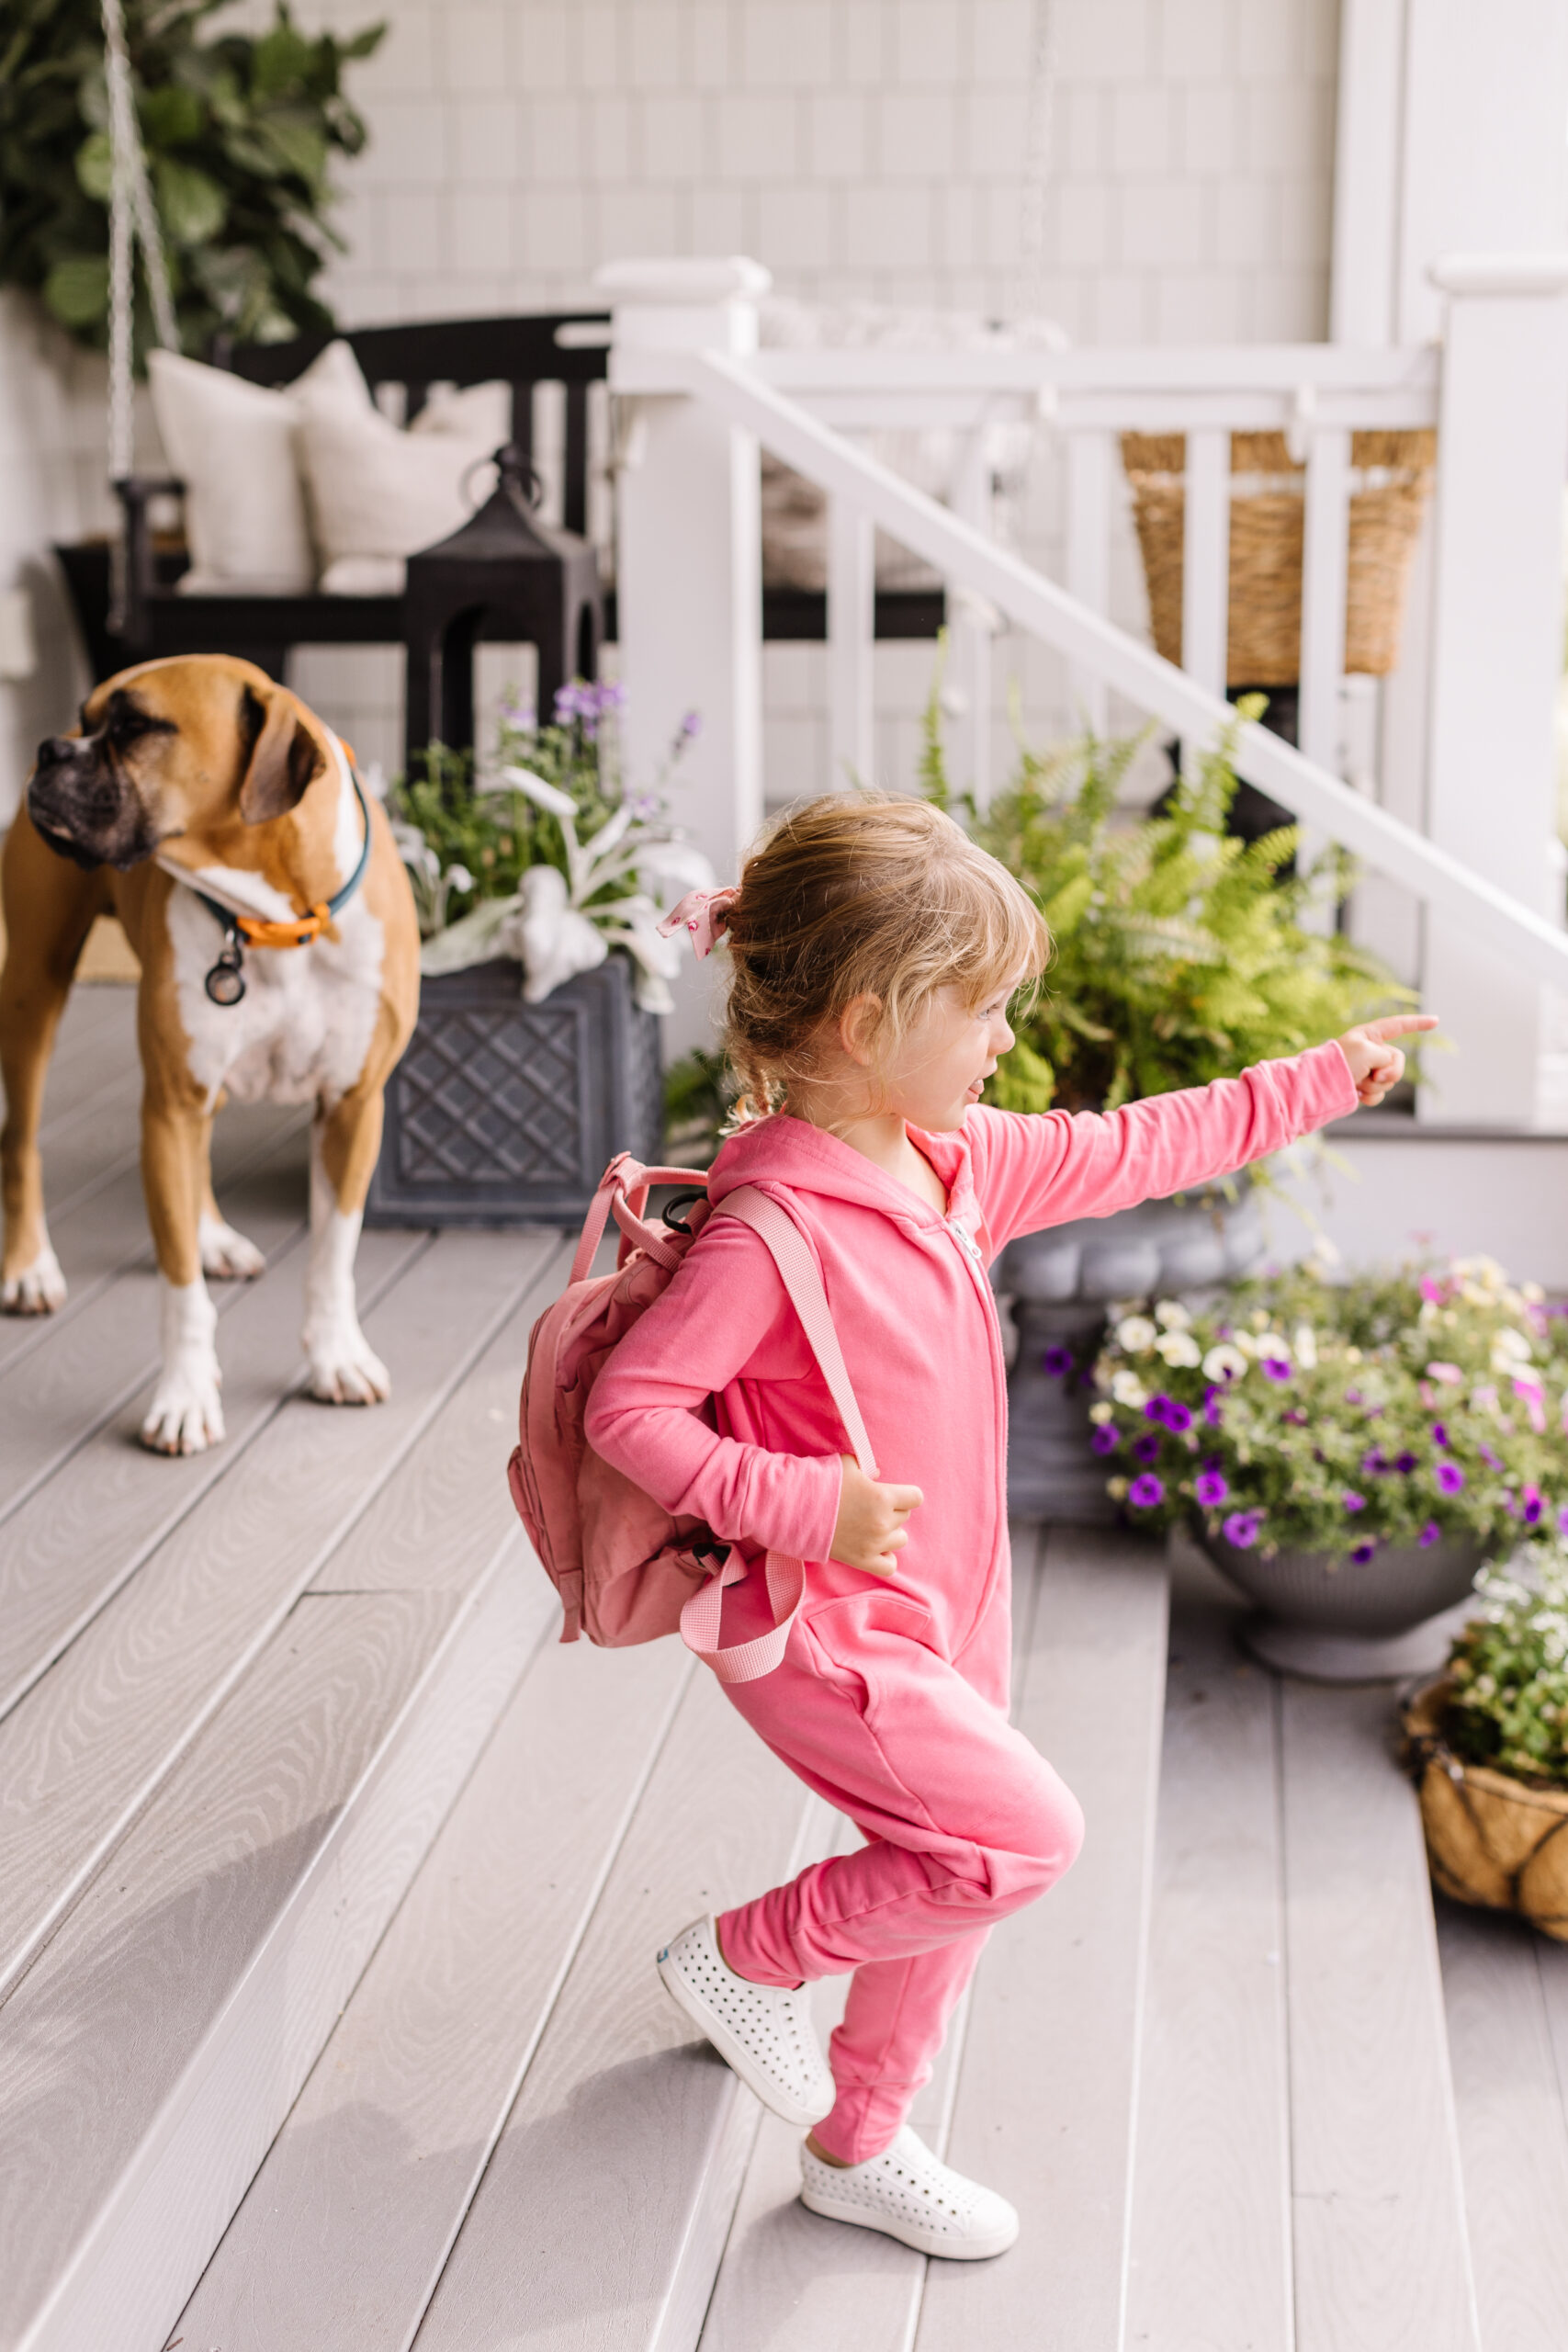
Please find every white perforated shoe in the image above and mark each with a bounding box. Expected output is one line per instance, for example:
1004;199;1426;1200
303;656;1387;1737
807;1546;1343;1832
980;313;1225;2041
800;2125;1020;2259
656;1916;834;2127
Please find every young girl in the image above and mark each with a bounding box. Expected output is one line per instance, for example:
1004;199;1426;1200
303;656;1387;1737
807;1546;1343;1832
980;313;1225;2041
586;793;1429;2262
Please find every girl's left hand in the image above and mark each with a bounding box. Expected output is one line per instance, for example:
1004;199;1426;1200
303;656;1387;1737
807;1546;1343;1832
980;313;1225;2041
1337;1014;1439;1106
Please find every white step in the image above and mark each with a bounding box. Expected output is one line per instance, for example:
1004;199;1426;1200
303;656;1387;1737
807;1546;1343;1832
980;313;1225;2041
1125;1551;1482;2352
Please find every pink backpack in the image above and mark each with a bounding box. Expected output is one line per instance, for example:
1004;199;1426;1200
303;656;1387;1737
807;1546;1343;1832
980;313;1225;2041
507;1151;877;1685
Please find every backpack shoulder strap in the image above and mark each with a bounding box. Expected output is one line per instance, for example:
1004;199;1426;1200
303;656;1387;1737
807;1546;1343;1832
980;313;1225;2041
716;1185;878;1479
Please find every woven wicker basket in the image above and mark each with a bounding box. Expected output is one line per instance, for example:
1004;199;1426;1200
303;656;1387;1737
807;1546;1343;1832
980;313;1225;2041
1122;430;1437;686
1403;1677;1568;1940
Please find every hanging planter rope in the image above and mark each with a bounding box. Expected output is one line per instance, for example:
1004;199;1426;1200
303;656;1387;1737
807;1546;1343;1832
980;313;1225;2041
101;0;177;625
1404;1677;1568;1940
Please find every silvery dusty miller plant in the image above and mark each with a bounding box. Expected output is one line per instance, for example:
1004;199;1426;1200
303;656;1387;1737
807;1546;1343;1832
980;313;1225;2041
1087;1254;1568;1565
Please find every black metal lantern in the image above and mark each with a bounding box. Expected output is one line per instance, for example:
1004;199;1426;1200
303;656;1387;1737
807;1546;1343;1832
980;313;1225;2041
401;442;604;763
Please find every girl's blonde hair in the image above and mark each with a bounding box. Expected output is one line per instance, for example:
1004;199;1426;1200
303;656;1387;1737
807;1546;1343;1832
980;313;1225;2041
720;792;1049;1116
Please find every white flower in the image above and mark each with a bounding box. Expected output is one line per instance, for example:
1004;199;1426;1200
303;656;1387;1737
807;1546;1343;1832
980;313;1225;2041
1255;1331;1290;1362
1156;1329;1201;1367
1114;1316;1157;1353
1492;1327;1534;1366
1111;1370;1149;1409
1233;1329;1259;1357
1089;1400;1115;1423
1154;1300;1191;1331
1293;1323;1318;1369
1202;1343;1248;1385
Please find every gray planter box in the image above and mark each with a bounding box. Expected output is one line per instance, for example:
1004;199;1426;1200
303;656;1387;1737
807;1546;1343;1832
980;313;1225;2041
1200;1531;1486;1682
367;954;662;1229
998;1186;1266;1522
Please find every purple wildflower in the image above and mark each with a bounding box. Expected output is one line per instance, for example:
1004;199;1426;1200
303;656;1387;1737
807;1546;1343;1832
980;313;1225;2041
1042;1345;1074;1377
1090;1425;1120;1456
1345;1387;1363;1406
1203;1386;1224;1428
1343;1490;1367;1514
1418;1521;1441;1548
1261;1357;1292;1382
1195;1467;1229;1507
1350;1540;1378;1565
1128;1474;1165;1510
1522;1485;1544;1526
1436;1462;1466;1495
1222;1510;1263;1549
1394;1451;1418;1474
1360;1449;1389;1476
1132;1432;1161;1464
1431;1421;1450;1446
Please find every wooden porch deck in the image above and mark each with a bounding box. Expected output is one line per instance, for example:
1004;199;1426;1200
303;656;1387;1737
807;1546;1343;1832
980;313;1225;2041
2;985;1565;2352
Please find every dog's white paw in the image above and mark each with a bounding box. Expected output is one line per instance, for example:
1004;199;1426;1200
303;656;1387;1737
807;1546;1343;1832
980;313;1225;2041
1;1247;67;1316
307;1324;390;1406
198;1212;265;1282
141;1364;226;1455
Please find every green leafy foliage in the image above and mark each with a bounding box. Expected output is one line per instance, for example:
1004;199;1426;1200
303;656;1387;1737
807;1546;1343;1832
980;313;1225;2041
921;679;1415;1114
1444;1555;1568;1787
1090;1253;1568;1563
0;0;383;356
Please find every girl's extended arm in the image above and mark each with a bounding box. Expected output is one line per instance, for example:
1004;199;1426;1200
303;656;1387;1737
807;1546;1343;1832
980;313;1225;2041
968;1037;1358;1258
584;1214;844;1563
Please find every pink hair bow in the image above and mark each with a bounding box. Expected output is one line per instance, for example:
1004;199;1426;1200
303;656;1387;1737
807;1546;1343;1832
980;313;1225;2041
658;887;739;960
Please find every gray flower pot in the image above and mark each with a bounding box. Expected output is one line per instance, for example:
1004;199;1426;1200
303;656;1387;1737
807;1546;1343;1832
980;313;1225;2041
998;1185;1266;1522
366;953;662;1229
1199;1531;1486;1682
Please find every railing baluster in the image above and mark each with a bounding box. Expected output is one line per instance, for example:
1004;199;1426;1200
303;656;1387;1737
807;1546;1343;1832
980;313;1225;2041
827;490;875;787
1066;430;1111;735
1181;428;1231;722
1298;424;1353;928
951;428;995;803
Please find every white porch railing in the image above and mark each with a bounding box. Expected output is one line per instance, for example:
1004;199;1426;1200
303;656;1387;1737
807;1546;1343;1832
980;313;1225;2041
599;256;1568;1130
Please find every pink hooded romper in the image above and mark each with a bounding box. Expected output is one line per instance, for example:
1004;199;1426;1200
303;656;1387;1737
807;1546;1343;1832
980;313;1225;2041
587;1041;1359;2162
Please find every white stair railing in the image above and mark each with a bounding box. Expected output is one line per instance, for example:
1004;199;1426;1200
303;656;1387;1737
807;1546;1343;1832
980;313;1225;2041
601;259;1568;1119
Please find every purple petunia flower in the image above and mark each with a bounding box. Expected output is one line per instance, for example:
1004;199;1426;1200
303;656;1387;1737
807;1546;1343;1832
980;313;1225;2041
1350;1540;1377;1565
1261;1357;1292;1382
1418;1521;1441;1548
1431;1422;1450;1446
1479;1442;1505;1472
1283;1408;1308;1425
1042;1345;1075;1377
1522;1485;1544;1526
1345;1387;1363;1406
1343;1490;1367;1514
1222;1510;1263;1549
1195;1468;1229;1507
1361;1449;1389;1476
1394;1451;1418;1475
1090;1424;1120;1456
1436;1462;1466;1495
1132;1432;1162;1464
1128;1473;1165;1509
1203;1386;1224;1428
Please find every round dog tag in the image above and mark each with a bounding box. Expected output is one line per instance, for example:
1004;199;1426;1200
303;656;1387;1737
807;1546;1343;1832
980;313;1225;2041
205;954;246;1006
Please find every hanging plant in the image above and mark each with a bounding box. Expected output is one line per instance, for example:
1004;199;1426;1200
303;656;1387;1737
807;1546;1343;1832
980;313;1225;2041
0;0;384;356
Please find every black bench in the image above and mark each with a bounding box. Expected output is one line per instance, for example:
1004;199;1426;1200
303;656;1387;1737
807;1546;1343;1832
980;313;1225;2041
54;309;946;760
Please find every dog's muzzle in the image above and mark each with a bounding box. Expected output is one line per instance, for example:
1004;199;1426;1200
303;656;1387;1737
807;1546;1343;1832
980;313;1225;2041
28;740;157;873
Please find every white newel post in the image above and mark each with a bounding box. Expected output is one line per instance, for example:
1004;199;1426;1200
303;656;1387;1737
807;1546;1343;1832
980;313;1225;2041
1421;255;1568;1127
595;256;769;1059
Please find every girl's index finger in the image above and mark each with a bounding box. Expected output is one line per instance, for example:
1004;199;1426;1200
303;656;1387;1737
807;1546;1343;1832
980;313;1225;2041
1359;1013;1439;1041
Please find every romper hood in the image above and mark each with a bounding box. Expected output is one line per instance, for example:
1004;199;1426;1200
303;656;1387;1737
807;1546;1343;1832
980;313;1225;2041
705;1113;983;1238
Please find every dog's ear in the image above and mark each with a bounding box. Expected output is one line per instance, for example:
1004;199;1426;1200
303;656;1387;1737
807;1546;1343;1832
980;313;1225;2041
238;683;329;826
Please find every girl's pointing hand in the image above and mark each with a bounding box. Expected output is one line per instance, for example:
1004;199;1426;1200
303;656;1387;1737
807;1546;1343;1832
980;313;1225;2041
1337;1013;1439;1107
830;1458;923;1577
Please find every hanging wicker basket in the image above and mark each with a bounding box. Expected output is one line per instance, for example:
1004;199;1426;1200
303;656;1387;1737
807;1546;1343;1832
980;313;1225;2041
1121;430;1437;687
1402;1677;1568;1939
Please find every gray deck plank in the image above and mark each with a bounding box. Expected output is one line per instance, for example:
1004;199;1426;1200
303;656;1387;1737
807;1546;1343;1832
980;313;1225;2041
308;1238;558;1593
916;1526;1171;2352
21;984;136;1112
176;1599;694;2352
1123;1578;1293;2352
0;1556;542;2352
0;1221;408;1722
1280;1683;1481;2352
0;1125;310;1529
410;1660;823;2352
0;1230;563;1999
0;1101;307;1377
1437;1902;1568;2352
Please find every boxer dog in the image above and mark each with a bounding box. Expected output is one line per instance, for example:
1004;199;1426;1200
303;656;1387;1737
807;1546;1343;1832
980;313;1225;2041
0;653;420;1453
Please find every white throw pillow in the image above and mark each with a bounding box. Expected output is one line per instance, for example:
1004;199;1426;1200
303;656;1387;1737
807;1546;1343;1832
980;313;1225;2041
148;340;369;595
297;375;501;595
410;379;513;447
